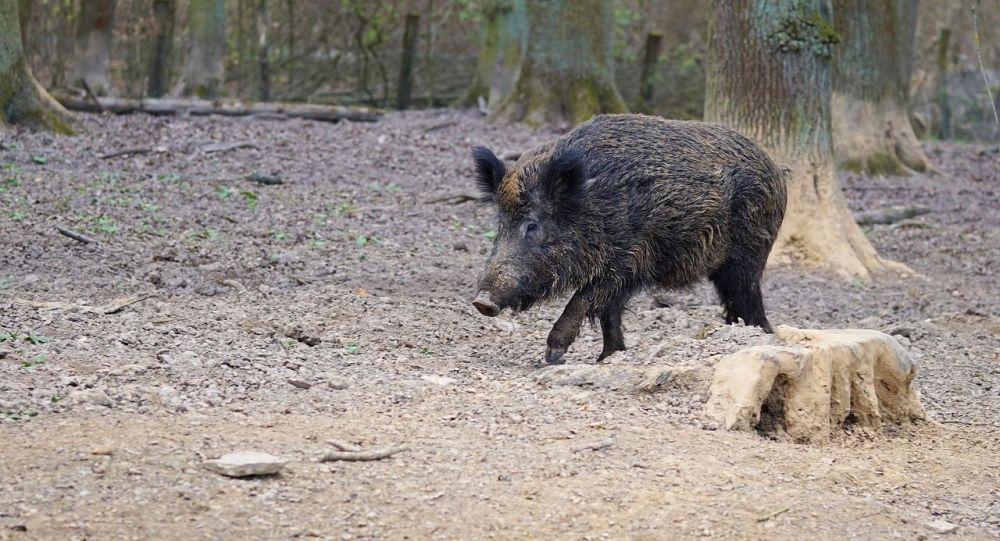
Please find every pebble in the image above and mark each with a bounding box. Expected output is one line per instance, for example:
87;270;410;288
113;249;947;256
203;451;285;478
288;379;313;390
327;379;350;390
69;389;113;408
924;520;958;535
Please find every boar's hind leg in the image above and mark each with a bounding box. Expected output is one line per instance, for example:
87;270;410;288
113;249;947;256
545;292;590;365
709;259;773;333
597;306;626;361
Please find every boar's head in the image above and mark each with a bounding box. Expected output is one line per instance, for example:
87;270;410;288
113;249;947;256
469;145;591;317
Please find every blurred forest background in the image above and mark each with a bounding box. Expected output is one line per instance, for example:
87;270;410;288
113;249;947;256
12;0;1000;142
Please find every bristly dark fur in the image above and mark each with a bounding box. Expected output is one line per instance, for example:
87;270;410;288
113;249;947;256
472;114;787;363
472;146;505;202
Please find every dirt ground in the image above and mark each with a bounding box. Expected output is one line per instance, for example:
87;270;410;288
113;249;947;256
1;111;998;540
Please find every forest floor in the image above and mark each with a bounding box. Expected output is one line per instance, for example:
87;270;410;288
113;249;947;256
1;111;998;540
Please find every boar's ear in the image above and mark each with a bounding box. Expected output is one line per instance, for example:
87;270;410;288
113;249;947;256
542;148;585;208
472;146;506;200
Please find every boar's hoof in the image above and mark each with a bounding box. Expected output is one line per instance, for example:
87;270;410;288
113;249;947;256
545;346;568;365
472;291;500;317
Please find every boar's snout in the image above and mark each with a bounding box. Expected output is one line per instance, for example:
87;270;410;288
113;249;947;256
472;290;501;317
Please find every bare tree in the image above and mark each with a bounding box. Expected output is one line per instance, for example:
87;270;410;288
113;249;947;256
146;0;176;98
69;0;116;95
174;0;225;98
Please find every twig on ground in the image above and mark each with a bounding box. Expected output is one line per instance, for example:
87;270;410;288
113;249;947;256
756;508;790;523
14;294;154;315
319;445;408;462
572;438;616;453
326;438;363;452
56;226;96;244
99;148;153;159
425;194;478;205
423;121;458;134
202;141;260;154
246;173;283;185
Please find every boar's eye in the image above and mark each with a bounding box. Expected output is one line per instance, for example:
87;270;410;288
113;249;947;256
523;222;540;240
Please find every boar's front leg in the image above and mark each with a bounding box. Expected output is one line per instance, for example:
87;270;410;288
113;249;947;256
545;291;590;365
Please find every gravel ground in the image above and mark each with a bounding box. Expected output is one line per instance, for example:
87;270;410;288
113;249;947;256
1;111;998;540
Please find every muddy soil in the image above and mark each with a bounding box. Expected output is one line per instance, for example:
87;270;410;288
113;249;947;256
1;111;998;540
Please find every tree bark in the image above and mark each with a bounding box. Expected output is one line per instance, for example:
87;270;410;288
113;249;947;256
831;0;931;175
705;0;904;281
460;0;525;109
490;0;626;126
256;0;270;102
0;0;75;132
174;0;225;98
638;32;663;111
397;13;419;110
936;27;951;140
146;0;176;98
70;0;116;96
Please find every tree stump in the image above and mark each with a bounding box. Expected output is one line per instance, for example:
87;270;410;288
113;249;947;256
704;326;926;443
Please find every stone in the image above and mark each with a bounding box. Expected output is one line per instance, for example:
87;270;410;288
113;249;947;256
69;389;113;408
327;379;349;390
703;326;926;443
421;375;456;386
288;379;313;390
924;520;958;535
203;451;285;478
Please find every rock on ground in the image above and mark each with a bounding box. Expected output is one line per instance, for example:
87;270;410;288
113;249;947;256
203;451;286;478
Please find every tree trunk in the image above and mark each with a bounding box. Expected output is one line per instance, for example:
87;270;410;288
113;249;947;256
174;0;225;98
460;0;525;109
285;0;294;93
831;0;931;175
146;0;176;98
0;0;75;132
638;32;663;111
256;0;270;102
705;0;905;281
397;13;419;110
70;0;116;96
490;0;626;126
936;27;951;140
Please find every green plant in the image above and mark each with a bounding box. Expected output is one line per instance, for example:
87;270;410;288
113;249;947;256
25;335;50;345
93;215;118;234
241;190;258;209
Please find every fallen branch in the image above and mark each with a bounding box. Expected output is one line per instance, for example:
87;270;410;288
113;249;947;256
15;294;154;315
318;445;408;462
425;194;478;205
52;93;382;124
99;148;153;159
572;438;615;453
56;226;96;244
855;205;931;226
246;173;283;185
